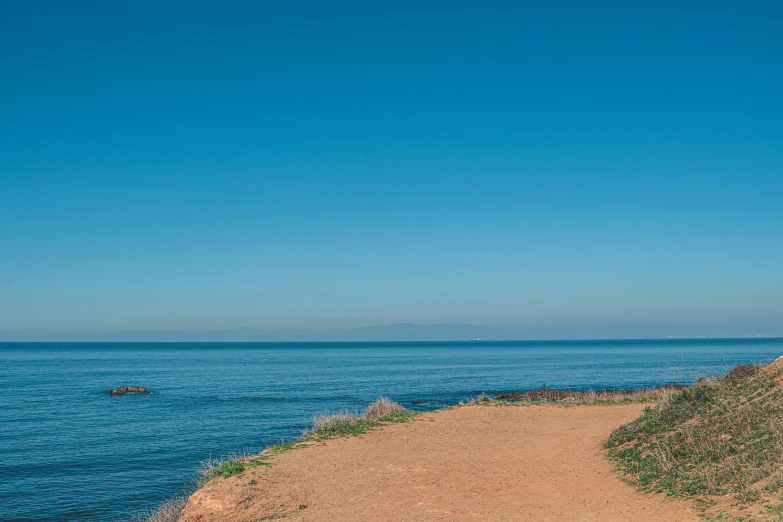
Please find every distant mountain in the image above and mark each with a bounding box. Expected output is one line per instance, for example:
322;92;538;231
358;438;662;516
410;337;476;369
333;323;508;341
2;322;782;342
0;323;511;342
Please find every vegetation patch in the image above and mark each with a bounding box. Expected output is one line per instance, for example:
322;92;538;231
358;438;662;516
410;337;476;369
307;396;416;440
469;393;496;405
606;359;783;520
197;455;247;485
496;384;688;404
458;386;686;408
196;397;417;487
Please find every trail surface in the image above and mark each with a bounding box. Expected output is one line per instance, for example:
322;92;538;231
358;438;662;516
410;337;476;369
180;404;698;521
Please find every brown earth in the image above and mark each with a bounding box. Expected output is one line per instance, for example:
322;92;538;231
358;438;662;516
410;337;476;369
179;404;699;522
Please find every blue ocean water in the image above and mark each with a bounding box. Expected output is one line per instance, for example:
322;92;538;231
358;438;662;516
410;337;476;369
2;339;782;522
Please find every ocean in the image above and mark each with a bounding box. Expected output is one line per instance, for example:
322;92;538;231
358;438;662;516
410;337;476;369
2;338;782;522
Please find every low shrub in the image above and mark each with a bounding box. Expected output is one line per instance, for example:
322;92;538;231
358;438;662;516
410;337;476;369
308;397;413;438
363;396;405;419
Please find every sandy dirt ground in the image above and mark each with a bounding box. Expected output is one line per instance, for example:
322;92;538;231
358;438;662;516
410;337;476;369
179;404;699;521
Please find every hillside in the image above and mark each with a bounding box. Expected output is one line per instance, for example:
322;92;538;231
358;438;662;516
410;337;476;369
606;358;783;521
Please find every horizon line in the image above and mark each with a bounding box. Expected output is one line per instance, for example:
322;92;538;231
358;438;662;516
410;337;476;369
3;336;783;344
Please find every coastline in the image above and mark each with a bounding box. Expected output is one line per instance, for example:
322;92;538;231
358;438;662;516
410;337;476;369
142;359;783;522
176;402;698;521
12;340;780;522
154;388;687;522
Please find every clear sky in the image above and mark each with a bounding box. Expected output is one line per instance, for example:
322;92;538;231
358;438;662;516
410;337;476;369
1;1;782;339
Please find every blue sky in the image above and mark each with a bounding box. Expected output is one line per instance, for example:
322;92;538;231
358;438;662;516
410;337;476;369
1;1;782;338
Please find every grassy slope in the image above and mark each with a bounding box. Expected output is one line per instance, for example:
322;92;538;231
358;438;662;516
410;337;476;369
606;360;783;521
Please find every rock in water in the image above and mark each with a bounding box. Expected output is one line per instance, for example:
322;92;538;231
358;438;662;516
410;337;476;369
107;386;151;396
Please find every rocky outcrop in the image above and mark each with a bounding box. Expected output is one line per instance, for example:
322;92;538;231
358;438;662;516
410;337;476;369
107;385;151;395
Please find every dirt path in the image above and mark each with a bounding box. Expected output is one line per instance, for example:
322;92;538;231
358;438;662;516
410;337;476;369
179;404;699;521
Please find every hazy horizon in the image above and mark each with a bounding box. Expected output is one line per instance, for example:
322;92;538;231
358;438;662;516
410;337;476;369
3;321;783;343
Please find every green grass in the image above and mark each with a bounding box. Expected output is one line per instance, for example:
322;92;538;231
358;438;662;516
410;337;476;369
197;458;247;485
308;410;417;439
606;361;783;521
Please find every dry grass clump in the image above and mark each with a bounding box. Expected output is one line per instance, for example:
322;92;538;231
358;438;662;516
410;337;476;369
307;397;413;438
311;397;407;430
606;360;783;520
363;396;405;419
312;410;358;431
128;496;186;522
